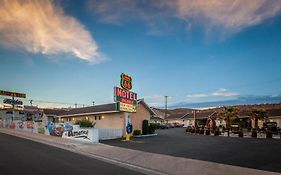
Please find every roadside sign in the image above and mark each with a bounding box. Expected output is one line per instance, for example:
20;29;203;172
0;90;26;98
3;98;23;105
117;102;137;113
114;87;137;105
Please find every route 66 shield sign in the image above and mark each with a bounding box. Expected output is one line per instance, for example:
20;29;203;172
120;73;132;90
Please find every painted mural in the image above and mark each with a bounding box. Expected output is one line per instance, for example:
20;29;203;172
47;122;73;137
0;119;3;128
1;120;98;142
9;122;15;129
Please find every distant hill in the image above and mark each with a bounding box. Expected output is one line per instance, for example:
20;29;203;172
170;95;281;109
154;103;281;116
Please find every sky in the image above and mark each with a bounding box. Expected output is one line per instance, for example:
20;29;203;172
0;0;281;108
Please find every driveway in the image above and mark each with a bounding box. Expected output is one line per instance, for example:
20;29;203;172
101;128;281;173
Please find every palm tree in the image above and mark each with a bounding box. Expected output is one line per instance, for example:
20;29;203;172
249;108;268;130
218;106;239;136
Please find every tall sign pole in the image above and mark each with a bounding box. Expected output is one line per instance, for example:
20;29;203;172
114;73;136;141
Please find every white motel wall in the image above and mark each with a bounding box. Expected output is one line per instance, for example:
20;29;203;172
58;101;154;138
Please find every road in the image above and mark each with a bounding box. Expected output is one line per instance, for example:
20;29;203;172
102;128;281;173
0;133;145;175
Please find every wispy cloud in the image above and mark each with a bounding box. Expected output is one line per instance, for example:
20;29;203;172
186;93;208;99
0;0;103;63
175;0;281;34
144;95;172;107
186;88;239;101
211;88;239;97
87;0;281;35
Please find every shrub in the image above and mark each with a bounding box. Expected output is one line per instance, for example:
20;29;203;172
191;128;195;133
205;130;210;135
133;130;141;136
75;119;94;128
148;123;157;134
142;120;149;135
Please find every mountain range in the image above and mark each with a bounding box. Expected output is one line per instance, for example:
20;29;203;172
170;95;281;109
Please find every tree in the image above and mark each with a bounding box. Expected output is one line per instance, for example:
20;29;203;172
218;106;239;136
142;120;149;135
249;108;267;129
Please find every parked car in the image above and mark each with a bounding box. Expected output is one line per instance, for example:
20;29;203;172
173;122;184;127
264;122;278;133
159;124;169;129
166;123;174;128
231;123;240;134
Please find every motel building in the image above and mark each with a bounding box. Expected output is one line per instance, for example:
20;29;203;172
56;99;155;139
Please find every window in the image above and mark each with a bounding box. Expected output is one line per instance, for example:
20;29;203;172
95;116;97;120
99;116;101;120
19;111;25;115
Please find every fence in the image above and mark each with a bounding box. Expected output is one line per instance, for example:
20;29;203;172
98;128;123;140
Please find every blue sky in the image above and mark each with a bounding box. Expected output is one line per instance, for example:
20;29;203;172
0;0;281;108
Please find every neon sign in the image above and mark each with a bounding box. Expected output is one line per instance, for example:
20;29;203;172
120;73;132;91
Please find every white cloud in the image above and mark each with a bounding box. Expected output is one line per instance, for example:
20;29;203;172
186;93;208;99
211;88;240;97
144;95;172;107
0;0;103;63
87;0;281;35
186;88;239;101
175;0;281;33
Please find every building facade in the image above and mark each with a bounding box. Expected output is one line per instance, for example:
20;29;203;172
56;100;154;137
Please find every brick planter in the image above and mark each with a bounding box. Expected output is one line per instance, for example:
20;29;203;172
266;131;272;139
238;131;243;137
252;130;257;138
214;130;220;136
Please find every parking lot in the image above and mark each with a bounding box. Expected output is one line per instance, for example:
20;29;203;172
101;128;281;173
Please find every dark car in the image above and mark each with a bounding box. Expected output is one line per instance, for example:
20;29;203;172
159;124;169;129
264;122;278;133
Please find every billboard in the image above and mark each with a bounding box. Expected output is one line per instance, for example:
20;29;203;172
3;98;23;105
118;102;137;113
0;90;26;98
114;87;137;105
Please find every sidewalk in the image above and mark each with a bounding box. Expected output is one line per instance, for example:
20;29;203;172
1;128;280;175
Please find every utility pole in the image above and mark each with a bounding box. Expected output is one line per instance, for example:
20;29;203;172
193;110;197;128
165;96;168;120
12;95;15;121
75;103;77;108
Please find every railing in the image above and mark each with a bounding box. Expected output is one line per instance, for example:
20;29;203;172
98;128;122;140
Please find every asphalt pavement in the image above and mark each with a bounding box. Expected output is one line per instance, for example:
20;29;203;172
101;128;281;173
0;133;145;175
